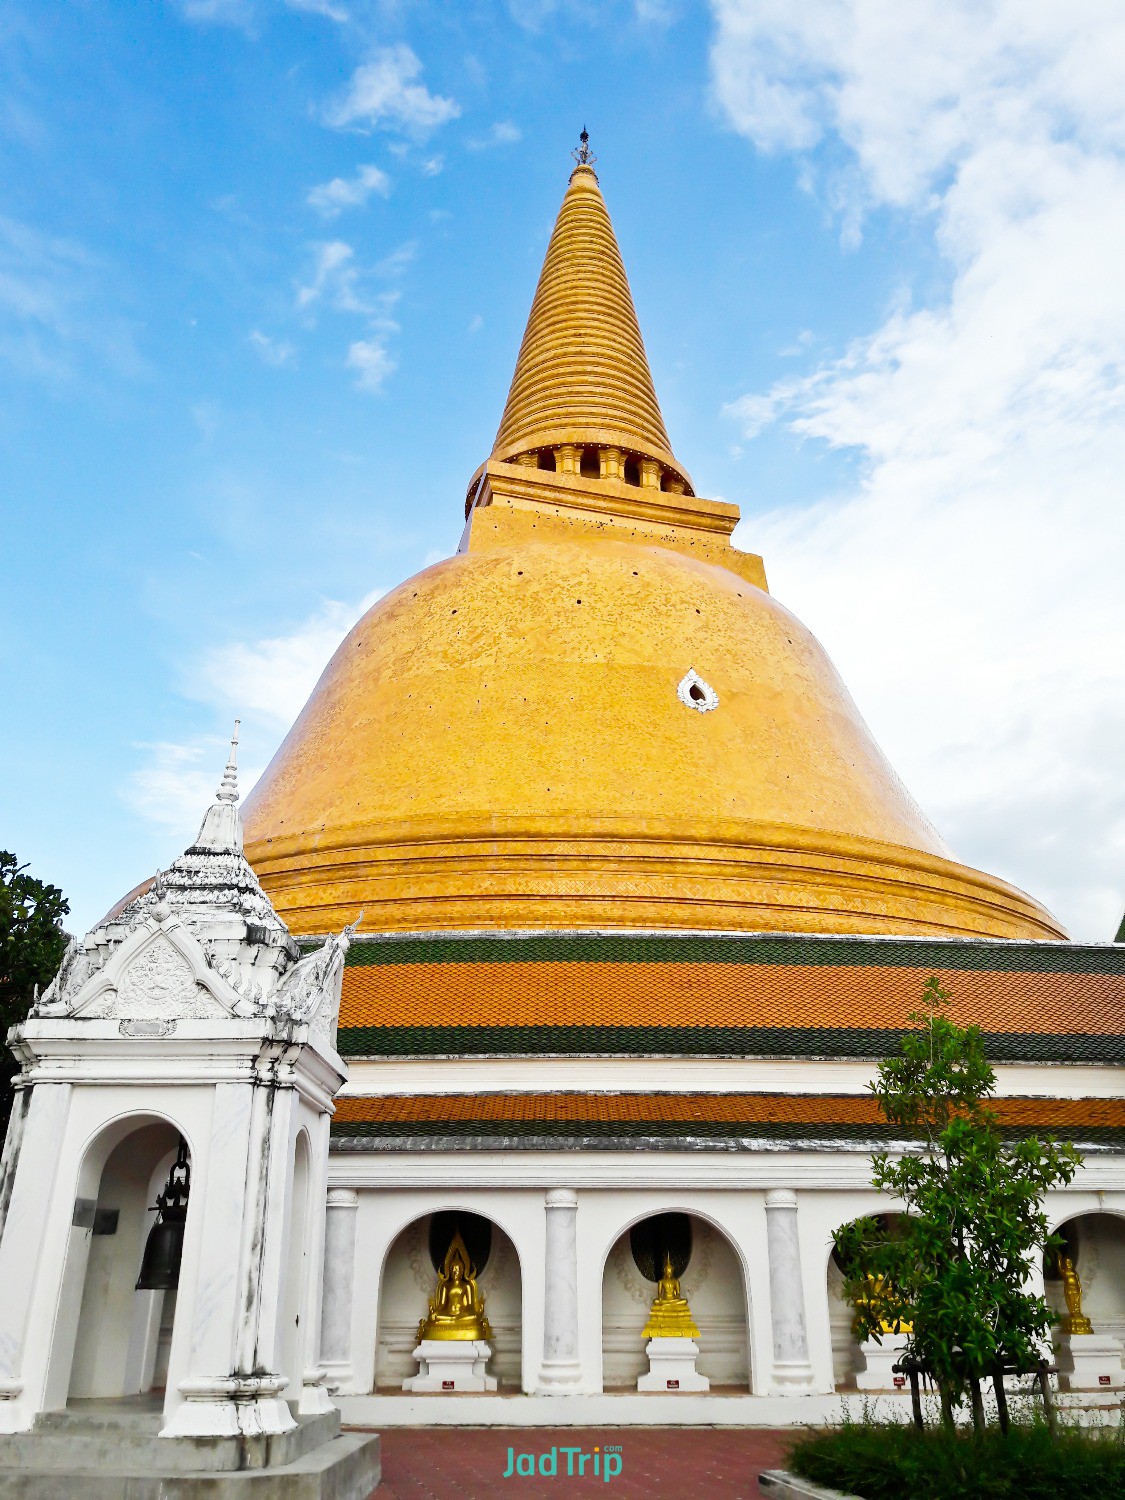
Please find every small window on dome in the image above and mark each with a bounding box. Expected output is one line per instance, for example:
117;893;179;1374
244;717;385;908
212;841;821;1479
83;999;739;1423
677;669;718;714
580;446;600;478
623;458;640;486
537;450;556;472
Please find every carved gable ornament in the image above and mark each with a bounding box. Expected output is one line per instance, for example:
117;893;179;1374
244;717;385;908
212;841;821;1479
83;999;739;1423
69;918;238;1023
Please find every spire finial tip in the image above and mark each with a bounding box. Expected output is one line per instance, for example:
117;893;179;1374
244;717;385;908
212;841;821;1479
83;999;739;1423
217;718;240;804
571;126;596;169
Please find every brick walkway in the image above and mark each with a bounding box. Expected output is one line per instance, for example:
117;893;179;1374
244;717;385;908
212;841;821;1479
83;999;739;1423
366;1427;792;1499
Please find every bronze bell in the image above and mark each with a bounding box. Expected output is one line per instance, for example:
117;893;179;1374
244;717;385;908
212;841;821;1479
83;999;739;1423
136;1138;190;1291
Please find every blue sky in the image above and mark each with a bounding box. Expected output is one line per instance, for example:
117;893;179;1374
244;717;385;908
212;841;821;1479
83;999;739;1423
2;1;1123;940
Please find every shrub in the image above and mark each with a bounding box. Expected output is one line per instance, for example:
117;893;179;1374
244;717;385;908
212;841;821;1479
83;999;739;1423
787;1420;1125;1500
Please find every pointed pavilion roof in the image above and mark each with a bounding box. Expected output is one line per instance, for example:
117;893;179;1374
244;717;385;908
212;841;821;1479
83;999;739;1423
491;154;692;491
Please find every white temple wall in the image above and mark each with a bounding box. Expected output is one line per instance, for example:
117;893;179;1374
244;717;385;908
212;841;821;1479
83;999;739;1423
323;1150;1125;1422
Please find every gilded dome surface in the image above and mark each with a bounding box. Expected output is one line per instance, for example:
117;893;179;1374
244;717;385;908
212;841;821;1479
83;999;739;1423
242;536;1061;940
241;155;1063;942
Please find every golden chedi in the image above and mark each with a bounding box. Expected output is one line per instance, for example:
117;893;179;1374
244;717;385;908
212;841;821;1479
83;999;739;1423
642;1253;700;1340
242;141;1065;944
418;1230;492;1343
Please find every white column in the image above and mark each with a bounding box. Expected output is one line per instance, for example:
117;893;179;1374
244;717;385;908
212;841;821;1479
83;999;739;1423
539;1187;581;1391
320;1188;359;1393
298;1114;335;1416
764;1188;815;1392
0;1084;73;1432
162;1079;293;1439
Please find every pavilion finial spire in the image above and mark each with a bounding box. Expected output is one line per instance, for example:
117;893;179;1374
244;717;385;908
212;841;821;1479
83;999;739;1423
191;719;244;853
571;126;596;170
217;718;240;804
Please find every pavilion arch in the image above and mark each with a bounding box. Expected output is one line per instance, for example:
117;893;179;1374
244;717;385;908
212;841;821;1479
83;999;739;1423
44;1109;196;1412
826;1209;913;1392
373;1206;524;1390
1042;1208;1125;1346
599;1206;752;1391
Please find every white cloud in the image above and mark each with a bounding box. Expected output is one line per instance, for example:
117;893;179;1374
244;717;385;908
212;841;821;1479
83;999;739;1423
722;391;778;440
249;329;295;366
307;163;391;217
296;239;367;312
713;0;1125;939
0;214;144;381
174;0;347;25
197;592;385;729
285;0;348;19
125;591;383;835
467;121;522;150
174;0;255;27
294;239;403;385
325;46;460;136
125;738;264;835
635;0;677;22
347;336;395;393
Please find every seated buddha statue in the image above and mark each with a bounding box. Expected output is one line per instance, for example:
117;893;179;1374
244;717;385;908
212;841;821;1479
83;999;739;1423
1058;1251;1093;1335
418;1229;493;1342
642;1252;700;1339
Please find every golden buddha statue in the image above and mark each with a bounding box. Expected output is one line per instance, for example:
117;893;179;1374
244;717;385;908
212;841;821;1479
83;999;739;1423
418;1229;492;1342
642;1252;700;1340
1058;1251;1093;1335
858;1273;913;1335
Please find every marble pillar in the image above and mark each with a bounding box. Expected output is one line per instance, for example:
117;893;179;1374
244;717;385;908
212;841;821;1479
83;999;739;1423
539;1187;581;1391
320;1188;359;1393
765;1188;815;1393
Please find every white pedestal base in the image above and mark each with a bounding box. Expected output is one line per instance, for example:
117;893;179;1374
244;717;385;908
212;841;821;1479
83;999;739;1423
637;1337;710;1393
402;1340;497;1393
856;1334;910;1391
1054;1331;1125;1391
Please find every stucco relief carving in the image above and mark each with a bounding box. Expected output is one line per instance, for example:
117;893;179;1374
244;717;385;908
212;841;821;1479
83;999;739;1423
84;934;222;1020
609;1219;715;1304
405;1217;510;1293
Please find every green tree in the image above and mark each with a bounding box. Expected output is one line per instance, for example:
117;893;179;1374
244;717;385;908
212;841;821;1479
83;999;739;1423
0;852;70;1136
834;976;1081;1431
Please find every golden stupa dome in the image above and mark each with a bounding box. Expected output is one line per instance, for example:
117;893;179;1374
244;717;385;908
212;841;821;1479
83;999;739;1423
242;151;1064;942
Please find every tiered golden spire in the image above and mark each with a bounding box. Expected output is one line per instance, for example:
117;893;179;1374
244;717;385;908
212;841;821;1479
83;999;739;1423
491;133;692;494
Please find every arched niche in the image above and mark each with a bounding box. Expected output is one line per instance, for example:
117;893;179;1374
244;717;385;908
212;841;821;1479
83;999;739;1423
374;1210;522;1389
64;1117;188;1403
601;1211;750;1390
1045;1211;1125;1345
827;1211;912;1391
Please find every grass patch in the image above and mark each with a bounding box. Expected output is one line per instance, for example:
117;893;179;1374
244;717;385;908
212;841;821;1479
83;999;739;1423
787;1419;1125;1499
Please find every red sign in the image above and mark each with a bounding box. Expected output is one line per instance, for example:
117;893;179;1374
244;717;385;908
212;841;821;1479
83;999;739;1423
1099;1375;1111;1386
667;1380;679;1390
442;1380;455;1391
893;1377;906;1388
